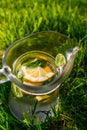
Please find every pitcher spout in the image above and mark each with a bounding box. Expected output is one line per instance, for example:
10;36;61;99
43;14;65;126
66;46;79;61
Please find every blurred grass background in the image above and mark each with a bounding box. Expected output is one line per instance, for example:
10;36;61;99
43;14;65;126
0;0;87;130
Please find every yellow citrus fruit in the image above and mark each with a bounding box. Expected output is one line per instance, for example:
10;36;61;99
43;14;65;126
21;66;55;83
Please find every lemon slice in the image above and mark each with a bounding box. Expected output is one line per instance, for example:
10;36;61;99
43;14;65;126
55;53;66;67
21;66;54;83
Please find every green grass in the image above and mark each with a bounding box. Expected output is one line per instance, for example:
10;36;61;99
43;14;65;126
0;0;87;129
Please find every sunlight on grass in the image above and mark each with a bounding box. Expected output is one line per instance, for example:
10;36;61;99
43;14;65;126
0;0;87;130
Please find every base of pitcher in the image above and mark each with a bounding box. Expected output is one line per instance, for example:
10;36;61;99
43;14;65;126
9;95;59;124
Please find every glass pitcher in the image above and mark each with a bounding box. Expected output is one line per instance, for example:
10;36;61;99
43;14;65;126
0;31;79;123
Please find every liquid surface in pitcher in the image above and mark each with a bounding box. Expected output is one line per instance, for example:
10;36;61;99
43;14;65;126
13;51;57;87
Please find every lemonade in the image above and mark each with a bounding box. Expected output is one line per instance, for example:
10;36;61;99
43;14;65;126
9;50;67;121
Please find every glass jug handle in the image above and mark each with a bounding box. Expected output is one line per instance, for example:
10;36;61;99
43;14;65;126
0;68;10;83
0;50;10;83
